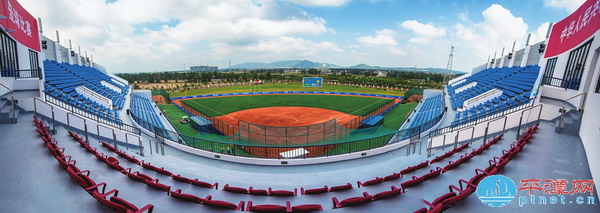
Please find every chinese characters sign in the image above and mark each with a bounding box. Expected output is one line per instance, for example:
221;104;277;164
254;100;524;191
545;0;600;58
518;179;595;196
0;0;40;52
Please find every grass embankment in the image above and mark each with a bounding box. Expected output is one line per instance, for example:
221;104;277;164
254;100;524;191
157;104;199;136
323;102;418;155
383;102;418;130
181;95;394;117
170;83;404;97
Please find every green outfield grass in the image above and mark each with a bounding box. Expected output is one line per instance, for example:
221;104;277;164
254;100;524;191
170;83;404;97
157;98;420;158
157;104;199;136
180;95;394;117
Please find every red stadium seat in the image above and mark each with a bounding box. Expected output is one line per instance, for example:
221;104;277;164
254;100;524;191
142;162;160;171
268;188;297;197
328;183;353;192
400;160;429;175
431;151;454;164
246;201;289;212
249;187;269;196
127;171;154;183
145;179;171;194
170;189;203;203
470;169;490;186
383;173;401;182
154;167;173;176
420;168;443;181
372;186;404;201
290;203;323;212
332;192;372;209
357;177;383;188
202;195;244;210
172;174;192;183
56;155;76;169
222;184;249;194
301;186;328;195
401;176;424;189
191;179;218;189
87;185;154;213
451;143;469;153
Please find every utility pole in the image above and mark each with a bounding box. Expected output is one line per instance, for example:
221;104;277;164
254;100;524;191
445;46;454;84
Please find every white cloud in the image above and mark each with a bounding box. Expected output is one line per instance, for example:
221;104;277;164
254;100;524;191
358;29;397;46
544;0;586;13
530;22;551;44
408;37;431;44
283;0;350;7
400;20;446;37
387;47;407;56
387;4;539;71
20;0;337;72
452;4;529;59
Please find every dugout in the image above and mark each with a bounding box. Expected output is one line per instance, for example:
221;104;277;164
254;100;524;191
360;115;384;128
190;116;215;134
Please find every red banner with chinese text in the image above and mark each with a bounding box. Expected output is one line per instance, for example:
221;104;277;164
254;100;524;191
0;0;40;52
545;0;600;58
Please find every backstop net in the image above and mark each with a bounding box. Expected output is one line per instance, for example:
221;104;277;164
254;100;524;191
237;119;352;146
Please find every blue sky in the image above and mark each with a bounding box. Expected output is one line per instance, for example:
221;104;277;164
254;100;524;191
20;0;584;72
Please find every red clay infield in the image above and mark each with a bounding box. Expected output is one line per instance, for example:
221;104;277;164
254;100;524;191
215;106;358;127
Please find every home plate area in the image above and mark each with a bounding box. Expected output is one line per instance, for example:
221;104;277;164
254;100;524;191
279;148;310;158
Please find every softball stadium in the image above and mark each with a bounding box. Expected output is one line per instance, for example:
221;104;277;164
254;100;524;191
1;0;600;212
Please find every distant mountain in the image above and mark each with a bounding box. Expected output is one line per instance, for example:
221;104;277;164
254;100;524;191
231;60;340;69
348;64;384;69
347;64;464;74
230;60;465;74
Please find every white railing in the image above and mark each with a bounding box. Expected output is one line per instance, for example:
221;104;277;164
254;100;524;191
33;97;145;155
76;86;113;108
427;104;542;156
454;81;477;94
0;82;16;123
461;88;502;111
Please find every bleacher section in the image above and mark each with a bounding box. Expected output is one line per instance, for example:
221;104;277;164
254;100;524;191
404;94;444;131
44;83;121;123
130;94;165;132
447;65;540;126
44;60;128;110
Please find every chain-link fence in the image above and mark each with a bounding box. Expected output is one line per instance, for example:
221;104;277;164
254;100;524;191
238;119;350;145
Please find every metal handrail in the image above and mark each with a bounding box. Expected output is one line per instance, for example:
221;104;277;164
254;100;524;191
427;104;543;156
15;68;42;79
429;97;535;137
559;92;586;132
43;93;140;134
465;88;501;107
0;82;16;123
562;92;586;108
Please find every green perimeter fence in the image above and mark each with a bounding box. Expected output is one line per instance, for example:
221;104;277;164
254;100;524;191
130;93;446;159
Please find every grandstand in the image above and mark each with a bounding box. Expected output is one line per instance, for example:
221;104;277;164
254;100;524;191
130;94;166;132
1;0;600;212
447;65;541;126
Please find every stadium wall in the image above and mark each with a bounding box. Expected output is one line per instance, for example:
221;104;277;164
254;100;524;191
538;0;600;190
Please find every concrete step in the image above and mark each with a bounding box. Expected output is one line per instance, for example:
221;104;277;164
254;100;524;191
0;108;18;123
0;100;7;111
0;102;12;113
569;111;582;120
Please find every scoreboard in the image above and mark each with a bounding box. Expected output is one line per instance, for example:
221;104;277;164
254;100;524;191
303;77;323;87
